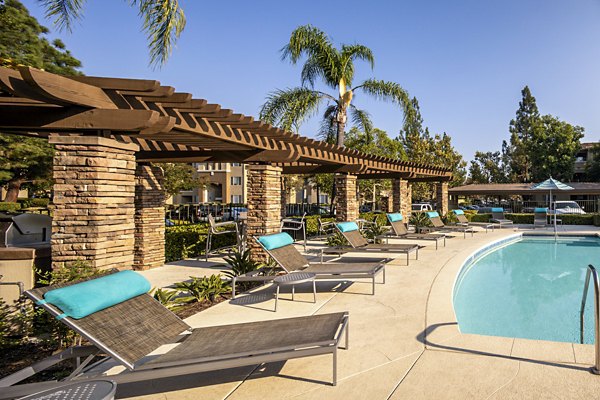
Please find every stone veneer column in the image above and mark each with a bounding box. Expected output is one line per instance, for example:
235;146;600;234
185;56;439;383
392;178;401;213
400;179;410;218
134;163;165;270
50;135;139;271
246;165;282;262
335;174;358;222
436;181;449;215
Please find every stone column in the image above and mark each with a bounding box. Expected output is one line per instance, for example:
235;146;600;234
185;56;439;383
134;163;165;270
400;180;410;218
436;181;449;215
50;135;138;271
392;178;401;213
335;174;358;222
246;165;282;262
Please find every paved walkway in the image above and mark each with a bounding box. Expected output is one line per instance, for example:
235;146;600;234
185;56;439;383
118;226;600;399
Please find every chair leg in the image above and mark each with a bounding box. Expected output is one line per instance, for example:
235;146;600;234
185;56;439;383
291;284;295;301
372;276;375;295
232;277;237;299
332;348;337;386
275;285;280;312
313;280;316;303
205;231;211;262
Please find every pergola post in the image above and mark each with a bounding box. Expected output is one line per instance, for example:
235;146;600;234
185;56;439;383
392;178;401;213
436;181;449;215
50;135;139;271
335;174;359;222
392;178;411;218
134;163;165;270
246;164;282;262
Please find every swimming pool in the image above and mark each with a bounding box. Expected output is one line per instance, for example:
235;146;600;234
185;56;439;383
453;235;599;344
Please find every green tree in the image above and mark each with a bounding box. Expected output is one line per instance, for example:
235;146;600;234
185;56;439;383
259;25;412;147
0;0;83;202
468;151;509;184
161;163;207;199
585;144;600;181
398;98;466;200
506;86;543;182
36;0;185;68
0;0;82;73
529;115;583;181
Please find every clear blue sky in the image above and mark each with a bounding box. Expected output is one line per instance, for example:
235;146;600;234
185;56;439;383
20;0;600;162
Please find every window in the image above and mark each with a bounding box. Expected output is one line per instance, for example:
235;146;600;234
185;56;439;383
231;163;241;167
231;176;242;185
318;194;329;204
231;195;242;203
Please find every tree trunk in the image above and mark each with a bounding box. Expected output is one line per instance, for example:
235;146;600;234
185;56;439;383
4;178;24;202
336;110;347;147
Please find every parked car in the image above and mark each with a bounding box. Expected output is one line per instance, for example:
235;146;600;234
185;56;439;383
411;203;433;212
223;206;248;220
553;201;586;215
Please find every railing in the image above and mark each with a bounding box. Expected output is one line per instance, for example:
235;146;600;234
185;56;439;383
468;199;600;213
580;264;600;374
166;202;335;225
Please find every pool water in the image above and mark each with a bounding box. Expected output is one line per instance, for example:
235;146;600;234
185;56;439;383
453;236;599;344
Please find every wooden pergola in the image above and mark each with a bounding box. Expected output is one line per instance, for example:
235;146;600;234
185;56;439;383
0;66;452;267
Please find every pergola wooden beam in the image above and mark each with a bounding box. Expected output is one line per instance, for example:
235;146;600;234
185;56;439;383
0;66;453;180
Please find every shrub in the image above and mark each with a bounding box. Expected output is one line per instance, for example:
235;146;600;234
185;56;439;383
359;212;387;226
326;231;348;247
152;288;186;312
221;249;261;279
0;202;20;213
165;223;237;262
175;275;230;304
467;212;596;225
409;212;431;232
362;223;387;243
18;198;50;208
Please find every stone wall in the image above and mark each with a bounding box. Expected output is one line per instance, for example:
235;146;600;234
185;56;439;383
392;178;401;213
436;181;449;215
134;164;165;270
246;165;282;262
335;174;358;222
50;135;138;271
400;180;410;219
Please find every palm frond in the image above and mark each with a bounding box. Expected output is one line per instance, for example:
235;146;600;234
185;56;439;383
39;0;85;32
340;44;374;86
349;105;373;143
259;87;324;132
318;104;338;143
281;24;341;88
354;78;412;118
131;0;186;68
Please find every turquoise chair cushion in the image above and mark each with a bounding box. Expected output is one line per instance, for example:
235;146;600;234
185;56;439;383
491;207;504;212
426;211;439;218
453;210;465;215
258;232;294;250
387;213;403;222
43;270;151;319
534;207;548;213
337;222;359;232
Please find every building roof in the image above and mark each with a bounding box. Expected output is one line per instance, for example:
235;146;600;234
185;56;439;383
0;66;452;181
449;182;600;196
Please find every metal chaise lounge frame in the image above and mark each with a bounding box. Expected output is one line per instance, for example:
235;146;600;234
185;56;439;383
380;213;446;250
252;233;387;295
1;271;350;399
490;208;514;227
424;212;475;239
451;210;494;233
321;222;419;264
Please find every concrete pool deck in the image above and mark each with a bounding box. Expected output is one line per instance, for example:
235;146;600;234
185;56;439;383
121;225;600;399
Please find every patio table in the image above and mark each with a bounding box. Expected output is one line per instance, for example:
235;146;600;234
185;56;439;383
273;272;316;312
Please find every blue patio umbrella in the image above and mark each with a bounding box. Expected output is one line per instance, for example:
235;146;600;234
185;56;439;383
530;177;574;231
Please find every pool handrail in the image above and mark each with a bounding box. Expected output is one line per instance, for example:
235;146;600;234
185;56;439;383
580;264;600;375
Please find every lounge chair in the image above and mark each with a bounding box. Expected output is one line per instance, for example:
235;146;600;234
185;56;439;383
249;232;386;295
451;210;494;233
424;211;475;238
490;208;514;227
379;213;446;250
321;222;419;264
1;271;349;398
533;207;549;228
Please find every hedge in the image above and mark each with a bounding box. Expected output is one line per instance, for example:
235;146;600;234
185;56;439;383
18;198;50;208
0;202;21;213
165;224;236;262
466;212;598;226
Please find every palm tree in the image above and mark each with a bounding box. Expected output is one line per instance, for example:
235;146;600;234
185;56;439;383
38;0;186;68
260;25;412;146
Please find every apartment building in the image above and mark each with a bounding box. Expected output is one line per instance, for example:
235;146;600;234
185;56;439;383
172;162;247;204
172;162;329;205
573;142;597;181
